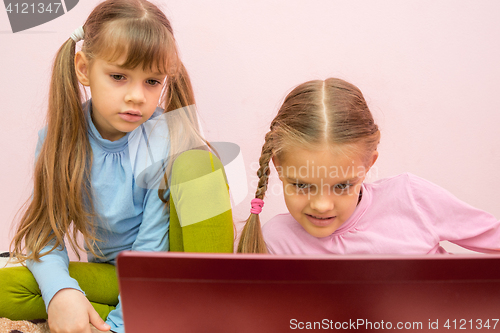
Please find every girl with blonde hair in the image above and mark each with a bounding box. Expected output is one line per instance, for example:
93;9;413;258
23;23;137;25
0;0;233;332
238;78;499;255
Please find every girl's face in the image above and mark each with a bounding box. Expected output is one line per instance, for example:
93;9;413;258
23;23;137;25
274;145;377;238
75;51;167;141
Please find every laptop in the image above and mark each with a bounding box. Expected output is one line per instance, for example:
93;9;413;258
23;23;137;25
117;251;500;332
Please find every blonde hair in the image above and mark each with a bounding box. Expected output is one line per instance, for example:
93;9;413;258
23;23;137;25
12;0;203;262
237;78;380;253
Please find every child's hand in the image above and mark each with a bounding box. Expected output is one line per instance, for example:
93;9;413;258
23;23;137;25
48;288;111;333
91;324;112;333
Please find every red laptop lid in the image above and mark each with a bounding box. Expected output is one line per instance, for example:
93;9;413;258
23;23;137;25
117;252;500;332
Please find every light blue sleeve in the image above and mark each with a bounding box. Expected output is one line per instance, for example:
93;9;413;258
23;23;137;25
26;245;85;310
26;127;85;310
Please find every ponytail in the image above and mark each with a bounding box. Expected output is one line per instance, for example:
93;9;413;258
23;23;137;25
158;62;213;204
165;62;196;112
11;38;97;262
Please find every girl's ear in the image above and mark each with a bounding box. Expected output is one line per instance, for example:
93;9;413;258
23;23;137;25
367;150;379;170
271;155;279;168
271;155;284;181
74;51;90;86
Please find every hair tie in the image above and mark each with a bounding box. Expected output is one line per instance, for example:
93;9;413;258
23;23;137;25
70;26;84;42
250;198;264;215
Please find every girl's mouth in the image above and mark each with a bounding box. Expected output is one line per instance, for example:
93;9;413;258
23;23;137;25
306;214;336;227
119;111;142;122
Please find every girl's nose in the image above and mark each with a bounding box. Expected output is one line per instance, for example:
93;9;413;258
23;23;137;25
125;83;146;104
309;191;334;213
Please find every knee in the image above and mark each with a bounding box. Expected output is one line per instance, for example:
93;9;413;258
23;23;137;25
171;150;227;185
169;149;232;227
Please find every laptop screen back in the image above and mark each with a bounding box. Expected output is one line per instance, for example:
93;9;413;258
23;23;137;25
117;251;500;332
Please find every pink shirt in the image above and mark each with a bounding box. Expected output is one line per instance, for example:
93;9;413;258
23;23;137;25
263;173;500;255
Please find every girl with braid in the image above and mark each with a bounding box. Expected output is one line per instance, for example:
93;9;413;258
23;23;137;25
238;78;500;255
0;1;233;332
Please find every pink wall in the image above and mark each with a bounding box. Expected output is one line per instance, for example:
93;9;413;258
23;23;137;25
1;0;499;256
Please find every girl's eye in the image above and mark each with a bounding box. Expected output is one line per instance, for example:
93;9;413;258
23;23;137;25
291;183;312;195
334;183;352;194
111;74;125;81
146;79;162;86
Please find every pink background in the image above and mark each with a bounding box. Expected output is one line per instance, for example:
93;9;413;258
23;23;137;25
1;0;499;256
